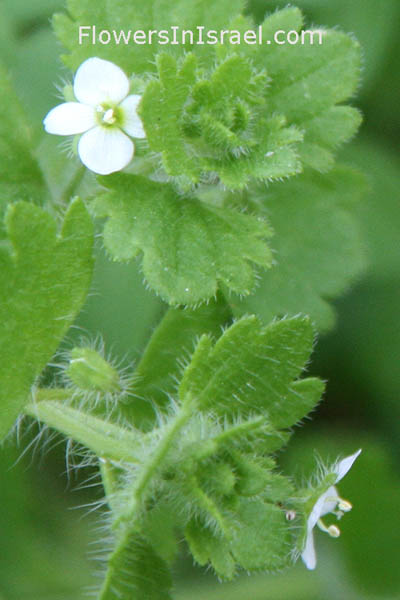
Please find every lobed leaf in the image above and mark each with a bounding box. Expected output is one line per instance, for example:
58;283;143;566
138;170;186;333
140;52;303;189
138;8;361;187
230;498;292;571
54;6;361;189
179;315;324;427
185;519;236;579
139;53;199;181
185;497;292;578
94;174;272;305
99;532;172;600
122;295;232;426
233;167;367;331
222;7;362;172
0;200;93;438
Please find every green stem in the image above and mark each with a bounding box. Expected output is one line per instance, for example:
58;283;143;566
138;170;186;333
115;399;194;527
100;459;120;496
100;459;124;513
99;399;195;597
25;398;140;464
35;387;72;402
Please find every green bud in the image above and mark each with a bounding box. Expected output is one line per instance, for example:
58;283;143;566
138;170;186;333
67;347;120;393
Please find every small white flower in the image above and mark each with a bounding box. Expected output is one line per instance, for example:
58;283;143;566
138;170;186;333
301;449;361;570
43;57;146;175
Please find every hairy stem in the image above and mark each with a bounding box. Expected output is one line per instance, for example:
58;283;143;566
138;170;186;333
25;398;140;463
99;399;195;598
115;398;194;528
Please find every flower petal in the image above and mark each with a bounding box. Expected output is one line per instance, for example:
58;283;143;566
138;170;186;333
320;486;339;517
74;57;130;106
78;126;134;175
120;94;146;138
43;102;95;135
307;492;329;533
334;449;362;483
301;530;317;570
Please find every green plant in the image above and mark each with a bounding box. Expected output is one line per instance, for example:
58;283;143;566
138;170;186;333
0;2;366;597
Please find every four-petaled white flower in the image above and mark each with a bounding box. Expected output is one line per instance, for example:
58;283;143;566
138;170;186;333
301;449;361;570
43;57;145;175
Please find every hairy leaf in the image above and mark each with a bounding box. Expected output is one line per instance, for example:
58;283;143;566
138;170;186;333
185;497;292;578
0;63;45;228
140;52;303;188
138;7;361;188
94;174;272;305
55;6;360;188
233;167;367;331
252;0;400;93
0;200;93;438
185;519;236;579
122;295;232;426
230;498;292;571
222;7;362;171
179;315;324;427
141;503;179;564
139;53;199;182
99;532;172;600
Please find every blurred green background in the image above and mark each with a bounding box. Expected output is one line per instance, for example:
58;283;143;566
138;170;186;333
0;0;399;598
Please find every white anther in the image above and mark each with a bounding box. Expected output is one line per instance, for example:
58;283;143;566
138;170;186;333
102;108;116;124
338;498;352;512
327;524;340;538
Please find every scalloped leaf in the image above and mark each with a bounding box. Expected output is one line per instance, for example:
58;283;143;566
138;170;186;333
0;200;93;438
93;174;272;305
221;7;362;172
139;52;303;189
185;497;292;578
232;167;367;331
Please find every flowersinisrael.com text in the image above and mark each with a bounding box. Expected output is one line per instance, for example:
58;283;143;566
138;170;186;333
78;25;324;47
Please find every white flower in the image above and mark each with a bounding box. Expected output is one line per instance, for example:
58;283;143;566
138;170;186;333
43;57;146;175
301;449;361;570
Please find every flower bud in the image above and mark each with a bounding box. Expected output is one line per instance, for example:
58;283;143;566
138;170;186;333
67;347;120;393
